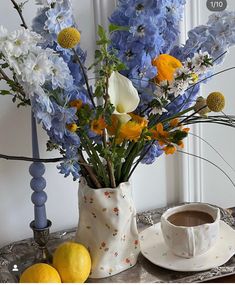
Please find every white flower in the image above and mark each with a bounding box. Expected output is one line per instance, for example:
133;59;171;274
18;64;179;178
150;107;167;116
50;54;74;90
21;52;52;86
6;28;41;58
192;51;210;74
174;67;191;78
169;80;189;97
0;25;8;48
6;55;21;75
108;71;140;123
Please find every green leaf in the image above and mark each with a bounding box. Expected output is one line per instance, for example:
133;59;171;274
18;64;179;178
116;62;127;71
96;39;110;46
0;90;10;95
97;25;107;40
1;63;9;69
95;85;104;98
109;24;129;33
95;49;102;59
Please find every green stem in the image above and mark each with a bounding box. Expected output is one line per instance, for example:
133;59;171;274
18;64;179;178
160;106;194;125
180;105;207;125
81;132;109;187
121;142;142;182
72;48;96;108
10;0;28;29
78;152;102;188
127;140;155;181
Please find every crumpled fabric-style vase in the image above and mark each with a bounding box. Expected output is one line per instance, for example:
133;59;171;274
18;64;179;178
75;179;140;278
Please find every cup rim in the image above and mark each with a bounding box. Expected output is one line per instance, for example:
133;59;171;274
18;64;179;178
161;203;220;229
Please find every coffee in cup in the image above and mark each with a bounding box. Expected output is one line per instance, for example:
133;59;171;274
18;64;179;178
161;203;220;258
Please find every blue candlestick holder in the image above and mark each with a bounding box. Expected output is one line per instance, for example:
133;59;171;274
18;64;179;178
29;112;52;263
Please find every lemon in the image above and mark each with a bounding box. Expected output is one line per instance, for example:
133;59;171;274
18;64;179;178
20;263;61;283
53;242;91;283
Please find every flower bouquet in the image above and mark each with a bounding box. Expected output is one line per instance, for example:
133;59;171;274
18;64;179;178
1;0;235;278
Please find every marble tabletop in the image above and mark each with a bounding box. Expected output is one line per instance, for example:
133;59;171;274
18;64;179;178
0;204;235;283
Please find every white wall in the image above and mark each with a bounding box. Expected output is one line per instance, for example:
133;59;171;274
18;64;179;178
0;0;234;248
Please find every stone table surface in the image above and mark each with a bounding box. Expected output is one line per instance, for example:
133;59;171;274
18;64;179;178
1;204;235;283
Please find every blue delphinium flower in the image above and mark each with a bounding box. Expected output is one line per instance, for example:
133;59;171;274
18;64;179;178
32;0;88;91
171;11;235;64
141;142;164;165
49;103;77;140
31;0;91;180
169;11;235;116
109;0;186;109
57;146;80;180
31;91;54;130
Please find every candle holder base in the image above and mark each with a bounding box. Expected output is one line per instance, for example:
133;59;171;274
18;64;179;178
30;220;52;264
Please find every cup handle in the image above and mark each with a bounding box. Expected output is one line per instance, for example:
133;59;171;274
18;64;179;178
186;228;196;257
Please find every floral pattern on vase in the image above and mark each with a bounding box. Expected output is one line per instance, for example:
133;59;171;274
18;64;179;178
75;179;140;278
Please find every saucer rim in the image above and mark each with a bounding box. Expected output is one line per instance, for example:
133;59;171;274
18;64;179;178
139;220;235;272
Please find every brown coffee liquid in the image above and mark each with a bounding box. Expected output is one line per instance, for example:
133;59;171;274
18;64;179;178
167;210;214;227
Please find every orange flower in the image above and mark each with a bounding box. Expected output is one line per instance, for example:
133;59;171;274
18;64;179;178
182;127;190;133
118;121;144;143
130;113;148;128
107;115;119;136
152;54;182;83
69;99;83;110
67;123;78;133
170;118;180;128
177;140;184;149
108;114;148;143
91;117;107;135
150;123;169;145
164;144;177;155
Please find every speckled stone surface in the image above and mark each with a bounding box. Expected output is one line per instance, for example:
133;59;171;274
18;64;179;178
0;204;234;283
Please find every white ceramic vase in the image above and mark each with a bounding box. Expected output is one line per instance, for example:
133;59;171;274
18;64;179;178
75;179;140;278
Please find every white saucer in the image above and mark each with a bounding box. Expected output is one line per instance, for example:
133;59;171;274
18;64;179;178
139;220;235;272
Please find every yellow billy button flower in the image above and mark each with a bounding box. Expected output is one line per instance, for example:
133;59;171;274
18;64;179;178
152;54;182;83
91;117;107;135
57;27;81;49
164;144;177;155
67;123;78;133
206;92;225;112
69;99;83;111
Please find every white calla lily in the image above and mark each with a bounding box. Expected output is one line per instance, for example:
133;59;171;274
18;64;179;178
108;71;140;123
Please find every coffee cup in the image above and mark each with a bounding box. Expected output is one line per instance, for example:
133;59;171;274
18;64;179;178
160;203;220;258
